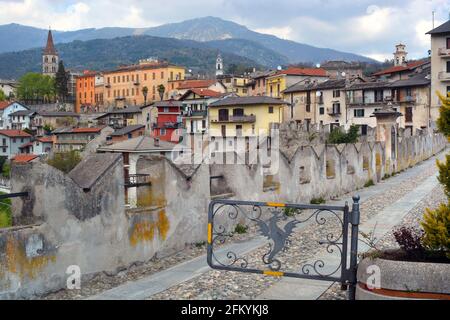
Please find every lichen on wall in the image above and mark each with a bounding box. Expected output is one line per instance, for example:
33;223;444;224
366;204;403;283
128;209;170;247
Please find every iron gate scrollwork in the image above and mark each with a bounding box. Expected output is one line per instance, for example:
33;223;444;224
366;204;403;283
206;196;360;300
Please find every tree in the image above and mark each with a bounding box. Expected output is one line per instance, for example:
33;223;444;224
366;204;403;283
47;150;82;174
421;92;450;258
17;72;55;103
0;89;6;101
142;86;148;105
157;84;165;101
55;60;69;101
327;125;359;144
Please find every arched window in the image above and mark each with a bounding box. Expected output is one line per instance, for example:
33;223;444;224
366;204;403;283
52;57;56;63
45;57;48;63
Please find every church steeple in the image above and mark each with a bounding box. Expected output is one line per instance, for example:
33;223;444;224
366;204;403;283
215;53;223;77
42;28;59;77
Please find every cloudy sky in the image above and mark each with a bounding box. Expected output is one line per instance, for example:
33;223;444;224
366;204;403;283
1;0;450;61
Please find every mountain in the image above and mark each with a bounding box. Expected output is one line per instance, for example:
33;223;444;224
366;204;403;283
0;35;264;79
0;17;375;64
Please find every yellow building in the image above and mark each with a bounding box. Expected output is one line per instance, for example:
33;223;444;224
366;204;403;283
208;96;286;137
102;58;185;109
266;67;328;98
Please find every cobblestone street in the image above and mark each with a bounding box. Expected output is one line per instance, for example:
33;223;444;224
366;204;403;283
43;151;446;300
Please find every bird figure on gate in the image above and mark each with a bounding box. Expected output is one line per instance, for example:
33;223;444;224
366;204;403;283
256;210;300;270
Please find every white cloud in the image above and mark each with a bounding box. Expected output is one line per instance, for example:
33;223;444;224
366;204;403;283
254;26;293;40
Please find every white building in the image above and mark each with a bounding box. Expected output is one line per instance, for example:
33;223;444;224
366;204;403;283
427;19;450;122
9;110;36;130
0;130;32;159
0;79;18;98
0;101;29;130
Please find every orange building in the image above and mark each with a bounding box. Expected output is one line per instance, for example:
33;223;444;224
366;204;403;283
75;71;96;113
103;58;185;109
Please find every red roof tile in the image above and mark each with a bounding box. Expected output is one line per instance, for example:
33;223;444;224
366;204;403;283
177;80;216;90
0;130;32;137
72;127;103;133
190;88;222;97
12;154;39;163
37;136;54;143
373;60;429;76
0;101;11;110
272;67;328;77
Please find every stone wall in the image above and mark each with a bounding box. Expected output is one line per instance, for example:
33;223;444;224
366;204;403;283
0;130;446;299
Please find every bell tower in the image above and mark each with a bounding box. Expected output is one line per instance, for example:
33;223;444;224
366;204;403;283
393;43;407;67
216;53;224;77
42;28;59;77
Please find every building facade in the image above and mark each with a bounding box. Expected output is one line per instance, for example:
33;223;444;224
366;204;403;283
0;130;32;159
102;59;185;109
208;96;285;137
152;100;184;142
427;20;450;122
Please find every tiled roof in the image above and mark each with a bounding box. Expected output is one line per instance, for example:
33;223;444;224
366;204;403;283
372;59;429;76
426;20;450;35
0;101;11;110
209;96;286;107
110;125;145;136
12;154;39;163
72;127;103;133
9;110;35;117
176;80;217;90
36;136;54;143
98;135;177;152
43;30;57;55
283;79;347;93
190;88;222;97
388;72;430;88
271;67;328;77
0;130;32;137
19;141;33;148
152;100;183;107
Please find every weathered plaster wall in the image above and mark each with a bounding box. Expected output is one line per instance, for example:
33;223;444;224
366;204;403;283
0;131;446;299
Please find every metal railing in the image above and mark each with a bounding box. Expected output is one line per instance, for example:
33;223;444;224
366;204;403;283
211;115;256;123
124;174;151;188
207;196;361;300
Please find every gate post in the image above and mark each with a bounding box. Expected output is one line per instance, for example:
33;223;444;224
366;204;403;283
348;195;360;300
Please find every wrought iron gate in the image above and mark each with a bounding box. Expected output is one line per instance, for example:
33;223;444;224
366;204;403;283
207;196;360;300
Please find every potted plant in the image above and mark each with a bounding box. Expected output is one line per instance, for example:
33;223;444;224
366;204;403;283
356;93;450;300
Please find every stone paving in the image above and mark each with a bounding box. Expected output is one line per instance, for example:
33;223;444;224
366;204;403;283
42;150;446;300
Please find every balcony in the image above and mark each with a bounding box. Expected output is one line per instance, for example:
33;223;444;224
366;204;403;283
133;81;140;86
125;174;151;188
115;96;125;100
327;108;341;116
211;115;256;123
438;71;450;81
395;96;417;103
184;110;207;118
152;122;184;129
438;48;450;57
105;83;111;88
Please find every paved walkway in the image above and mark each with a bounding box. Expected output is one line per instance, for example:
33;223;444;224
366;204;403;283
89;151;445;300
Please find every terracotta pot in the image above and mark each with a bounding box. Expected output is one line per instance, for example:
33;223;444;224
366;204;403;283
356;256;450;300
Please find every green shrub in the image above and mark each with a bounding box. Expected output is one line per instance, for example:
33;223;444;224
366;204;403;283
234;223;248;234
47;150;82;174
436;154;450;198
421;203;450;258
310;197;326;205
327;125;359;144
284;207;298;217
364;179;375;187
0;195;12;228
2;162;10;178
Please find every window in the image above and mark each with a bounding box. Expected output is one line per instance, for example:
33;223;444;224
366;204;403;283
268;106;274;114
164;107;169;113
160;128;166;136
319;107;324;115
161;72;164;79
236;125;243;136
152;73;156;80
354;109;365;117
447;61;450;73
447;37;450;49
333;90;340;98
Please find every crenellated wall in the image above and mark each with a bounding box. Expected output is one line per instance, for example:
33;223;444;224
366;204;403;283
0;131;446;299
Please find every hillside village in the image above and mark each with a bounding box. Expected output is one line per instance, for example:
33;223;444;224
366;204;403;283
0;15;449;302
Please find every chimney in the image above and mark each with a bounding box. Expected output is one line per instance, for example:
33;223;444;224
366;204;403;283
154;138;160;147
